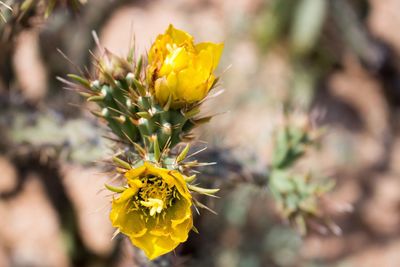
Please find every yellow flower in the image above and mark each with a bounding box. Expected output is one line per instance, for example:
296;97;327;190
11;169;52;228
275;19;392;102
147;24;224;107
109;161;193;260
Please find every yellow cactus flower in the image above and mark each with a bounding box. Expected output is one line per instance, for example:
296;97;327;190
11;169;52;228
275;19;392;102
109;161;193;260
147;24;224;107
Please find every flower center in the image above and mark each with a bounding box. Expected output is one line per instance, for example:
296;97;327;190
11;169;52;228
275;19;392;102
132;176;177;217
140;198;164;216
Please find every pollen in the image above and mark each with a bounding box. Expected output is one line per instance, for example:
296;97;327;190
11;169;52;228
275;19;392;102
140;198;164;216
130;175;175;217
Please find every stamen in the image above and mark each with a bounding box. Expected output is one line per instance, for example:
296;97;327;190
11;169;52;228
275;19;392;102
140;198;164;216
132;175;178;216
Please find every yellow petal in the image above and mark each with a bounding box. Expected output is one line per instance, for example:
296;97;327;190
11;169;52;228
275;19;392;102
110;200;147;238
132;234;177;260
166;24;194;45
195;48;213;74
144;162;176;186
165;197;193;242
144;161;164;174
155;77;171;106
195;42;224;71
125;165;146;181
167;170;191;199
176;67;207;102
159;47;190;75
148;35;170;64
166;71;178;92
169;198;191;222
153;235;178;252
171;216;192;242
128;179;143;189
115;187;138;204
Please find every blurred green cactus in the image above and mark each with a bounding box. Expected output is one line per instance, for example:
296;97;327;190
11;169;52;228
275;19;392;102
268;114;334;234
0;0;84;23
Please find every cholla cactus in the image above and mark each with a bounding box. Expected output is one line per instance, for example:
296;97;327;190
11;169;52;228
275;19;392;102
68;25;223;259
20;0;85;17
0;0;84;21
0;1;12;22
269;114;335;234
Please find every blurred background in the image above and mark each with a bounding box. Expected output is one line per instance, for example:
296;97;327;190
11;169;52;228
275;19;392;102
2;0;400;266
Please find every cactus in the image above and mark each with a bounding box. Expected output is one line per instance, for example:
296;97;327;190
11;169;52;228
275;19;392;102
67;24;224;260
0;0;84;24
68;29;222;163
20;0;84;18
68;52;195;153
268;113;336;235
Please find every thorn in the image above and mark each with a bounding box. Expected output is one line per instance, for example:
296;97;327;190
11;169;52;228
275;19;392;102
194;199;217;215
112;156;131;169
188;184;220;197
111;229;120;240
105;184;126;193
183;107;201;119
163;95;172;111
87;95;105;102
135;55;143;79
192;225;200;234
185;146;207;160
67;74;91;89
153;135;161;162
132;78;146;96
92;30;105;55
136;111;152;120
184;174;196;183
176;143;190;163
